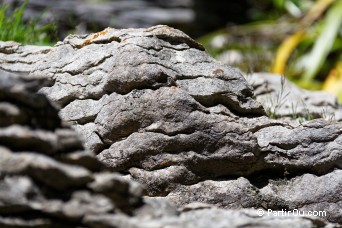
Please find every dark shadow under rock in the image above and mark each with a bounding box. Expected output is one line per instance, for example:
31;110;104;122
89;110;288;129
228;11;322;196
0;26;341;225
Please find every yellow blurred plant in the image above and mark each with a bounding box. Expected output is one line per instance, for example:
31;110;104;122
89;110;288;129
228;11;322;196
323;62;342;102
272;0;342;101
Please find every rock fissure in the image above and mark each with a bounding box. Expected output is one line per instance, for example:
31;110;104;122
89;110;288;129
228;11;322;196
0;25;341;226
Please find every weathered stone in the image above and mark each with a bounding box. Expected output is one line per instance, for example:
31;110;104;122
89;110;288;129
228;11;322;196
0;71;146;227
178;208;336;228
0;41;51;73
0;147;93;190
246;73;342;121
166;177;258;208
88;172;145;211
259;170;342;224
0;69;60;129
1;26;342;226
167;170;342;224
83;207;339;228
20;26;342;224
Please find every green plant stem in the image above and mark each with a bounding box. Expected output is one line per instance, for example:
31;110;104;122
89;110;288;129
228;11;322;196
302;0;342;81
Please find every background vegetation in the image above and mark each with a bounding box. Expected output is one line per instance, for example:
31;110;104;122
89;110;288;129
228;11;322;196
199;0;342;103
0;0;341;102
0;0;56;45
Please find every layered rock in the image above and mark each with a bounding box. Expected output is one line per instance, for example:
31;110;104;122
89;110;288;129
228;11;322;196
246;72;342;121
2;69;338;228
0;41;51;73
0;25;341;225
0;70;145;227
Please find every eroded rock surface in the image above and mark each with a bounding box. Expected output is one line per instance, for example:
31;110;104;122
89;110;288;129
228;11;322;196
1;26;341;225
0;41;51;73
167;170;342;223
0;70;145;227
2;70;338;228
246;73;342;121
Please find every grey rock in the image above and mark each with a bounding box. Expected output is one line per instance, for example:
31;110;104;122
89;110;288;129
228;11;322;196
0;146;92;190
25;26;342;224
179;202;217;212
259;170;342;224
246;72;342;121
0;71;146;227
88;172;145;210
2;80;331;228
167;170;342;224
0;41;51;73
1;26;342;226
83;207;340;228
0;216;53;228
178;208;337;228
166;177;258;208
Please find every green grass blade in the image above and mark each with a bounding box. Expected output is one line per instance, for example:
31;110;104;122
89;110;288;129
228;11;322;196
0;4;10;40
12;0;27;42
302;0;342;81
0;0;56;45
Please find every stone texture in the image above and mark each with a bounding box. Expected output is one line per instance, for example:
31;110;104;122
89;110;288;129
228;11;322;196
0;41;51;73
1;26;342;226
246;73;342;121
0;70;145;227
84;207;338;228
1;69;338;228
167;170;342;224
177;208;336;228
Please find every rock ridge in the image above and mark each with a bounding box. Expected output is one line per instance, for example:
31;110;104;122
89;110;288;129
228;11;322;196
0;25;341;225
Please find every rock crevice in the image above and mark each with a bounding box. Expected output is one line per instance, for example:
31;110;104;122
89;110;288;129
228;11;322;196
0;25;341;225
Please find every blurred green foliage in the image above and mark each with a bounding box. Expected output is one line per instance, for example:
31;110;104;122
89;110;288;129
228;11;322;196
0;0;57;45
198;0;342;103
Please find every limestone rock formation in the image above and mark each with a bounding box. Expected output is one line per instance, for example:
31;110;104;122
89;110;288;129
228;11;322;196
0;70;145;227
2;69;339;228
0;25;341;225
246;73;342;121
0;41;51;73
